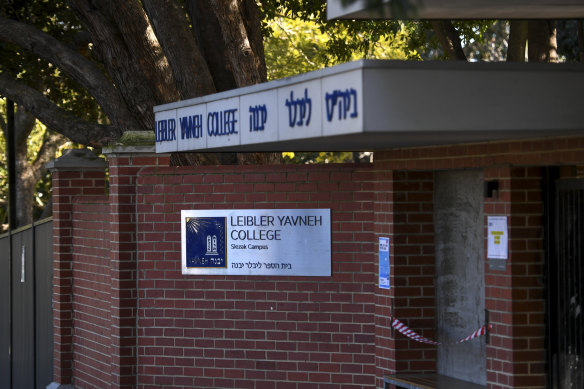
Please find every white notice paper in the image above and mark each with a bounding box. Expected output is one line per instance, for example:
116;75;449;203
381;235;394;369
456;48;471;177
487;216;508;259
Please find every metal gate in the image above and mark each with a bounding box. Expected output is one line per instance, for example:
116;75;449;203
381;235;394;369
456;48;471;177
546;177;584;389
0;218;54;389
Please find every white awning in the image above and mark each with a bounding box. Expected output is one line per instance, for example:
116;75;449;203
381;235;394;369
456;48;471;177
154;60;584;153
326;0;584;20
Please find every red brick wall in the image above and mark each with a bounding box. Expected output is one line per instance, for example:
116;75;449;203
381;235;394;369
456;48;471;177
483;166;514;389
373;168;394;386
71;197;112;388
51;169;108;386
107;153;171;388
373;135;584;389
507;168;546;388
392;171;436;373
377;137;584;170
50;135;583;389
482;167;547;389
134;164;377;388
373;169;436;388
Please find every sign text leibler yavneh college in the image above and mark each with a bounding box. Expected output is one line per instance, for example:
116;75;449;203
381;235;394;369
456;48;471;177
155;63;362;153
181;209;331;276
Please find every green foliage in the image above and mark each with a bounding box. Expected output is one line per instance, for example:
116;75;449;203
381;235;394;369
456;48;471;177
557;20;582;62
0;109;72;229
282;151;372;164
264;16;417;80
261;0;420;75
0;0;92;229
458;20;507;61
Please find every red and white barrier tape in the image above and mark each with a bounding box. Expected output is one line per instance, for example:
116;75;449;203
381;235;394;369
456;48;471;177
391;317;492;346
455;323;493;344
391;318;441;345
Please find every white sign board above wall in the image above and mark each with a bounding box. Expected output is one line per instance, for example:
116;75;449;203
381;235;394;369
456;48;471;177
326;0;584;19
181;209;331;276
155;60;584;153
155;64;364;153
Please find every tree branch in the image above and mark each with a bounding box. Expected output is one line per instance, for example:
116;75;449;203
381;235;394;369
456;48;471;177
0;16;141;132
239;0;267;79
185;0;237;92
0;106;6;139
528;20;558;63
31;130;67;175
0;73;121;147
14;105;36;147
507;20;528;62
101;0;180;102
142;0;216;99
65;0;161;130
209;0;267;87
431;20;467;61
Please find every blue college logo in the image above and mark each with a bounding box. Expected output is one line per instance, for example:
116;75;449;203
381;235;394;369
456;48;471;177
185;217;227;268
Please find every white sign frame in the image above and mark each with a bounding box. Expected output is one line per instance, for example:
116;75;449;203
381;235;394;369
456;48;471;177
181;209;331;276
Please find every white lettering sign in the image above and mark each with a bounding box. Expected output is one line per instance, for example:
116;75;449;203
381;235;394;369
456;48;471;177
155;68;362;153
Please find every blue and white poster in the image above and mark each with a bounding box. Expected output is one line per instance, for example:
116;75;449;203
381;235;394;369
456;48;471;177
379;237;390;289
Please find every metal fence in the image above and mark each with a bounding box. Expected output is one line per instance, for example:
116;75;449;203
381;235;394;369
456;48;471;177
0;218;53;389
551;179;584;389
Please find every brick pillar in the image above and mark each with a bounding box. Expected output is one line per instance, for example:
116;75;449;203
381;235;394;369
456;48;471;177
102;143;169;389
374;168;437;386
484;166;546;389
392;171;436;373
373;166;396;387
46;149;107;389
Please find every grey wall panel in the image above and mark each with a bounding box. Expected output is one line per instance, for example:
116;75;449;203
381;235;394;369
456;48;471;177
0;234;11;389
35;220;53;389
11;229;35;389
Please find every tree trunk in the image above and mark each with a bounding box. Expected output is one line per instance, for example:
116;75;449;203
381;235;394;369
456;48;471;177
142;0;216;99
528;20;558;63
11;106;67;227
507;21;528;62
13;107;41;227
185;0;238;92
66;0;162;130
432;21;467;61
102;0;180;103
209;0;268;86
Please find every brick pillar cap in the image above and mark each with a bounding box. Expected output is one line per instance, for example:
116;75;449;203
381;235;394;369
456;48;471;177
46;148;106;171
102;131;158;155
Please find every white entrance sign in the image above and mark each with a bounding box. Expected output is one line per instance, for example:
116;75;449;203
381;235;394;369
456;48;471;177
181;209;331;276
155;60;584;153
487;216;508;260
327;0;584;19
